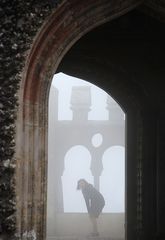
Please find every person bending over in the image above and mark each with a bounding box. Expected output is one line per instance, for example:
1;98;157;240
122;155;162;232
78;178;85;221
77;179;105;237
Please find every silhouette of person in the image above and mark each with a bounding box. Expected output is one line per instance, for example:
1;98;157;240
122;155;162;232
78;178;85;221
77;179;105;236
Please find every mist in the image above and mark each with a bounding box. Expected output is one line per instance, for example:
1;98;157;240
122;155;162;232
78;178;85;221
47;73;125;239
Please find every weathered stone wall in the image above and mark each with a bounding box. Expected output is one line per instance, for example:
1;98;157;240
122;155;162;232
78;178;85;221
0;0;61;237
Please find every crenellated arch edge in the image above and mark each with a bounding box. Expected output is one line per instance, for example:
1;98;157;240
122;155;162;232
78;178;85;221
15;1;144;240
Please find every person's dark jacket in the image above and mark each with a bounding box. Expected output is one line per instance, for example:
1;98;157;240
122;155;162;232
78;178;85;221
82;184;105;217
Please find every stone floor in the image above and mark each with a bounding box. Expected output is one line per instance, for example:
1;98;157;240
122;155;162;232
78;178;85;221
47;237;123;240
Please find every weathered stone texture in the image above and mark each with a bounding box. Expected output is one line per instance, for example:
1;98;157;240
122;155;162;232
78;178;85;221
0;0;61;236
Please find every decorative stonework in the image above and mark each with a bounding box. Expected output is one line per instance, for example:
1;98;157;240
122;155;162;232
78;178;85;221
0;0;60;236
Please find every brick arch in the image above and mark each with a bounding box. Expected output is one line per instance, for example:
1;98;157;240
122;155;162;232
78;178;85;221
16;1;143;239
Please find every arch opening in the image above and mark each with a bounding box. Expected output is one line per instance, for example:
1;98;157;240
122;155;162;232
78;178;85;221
47;73;125;239
15;2;146;240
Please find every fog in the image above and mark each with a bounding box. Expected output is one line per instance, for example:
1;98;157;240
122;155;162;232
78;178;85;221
47;73;125;239
52;73;109;121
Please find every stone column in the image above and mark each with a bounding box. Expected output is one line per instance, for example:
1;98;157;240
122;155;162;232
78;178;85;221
49;86;59;121
48;86;64;212
70;86;91;121
54;170;64;212
51;152;65;213
90;151;103;191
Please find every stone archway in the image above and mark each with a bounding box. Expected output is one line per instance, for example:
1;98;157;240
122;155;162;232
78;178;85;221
15;1;143;239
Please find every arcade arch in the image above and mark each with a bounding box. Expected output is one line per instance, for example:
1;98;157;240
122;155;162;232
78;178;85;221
62;145;92;213
101;146;125;213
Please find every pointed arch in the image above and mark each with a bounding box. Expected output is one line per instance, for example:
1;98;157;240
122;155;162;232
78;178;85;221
15;1;143;239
